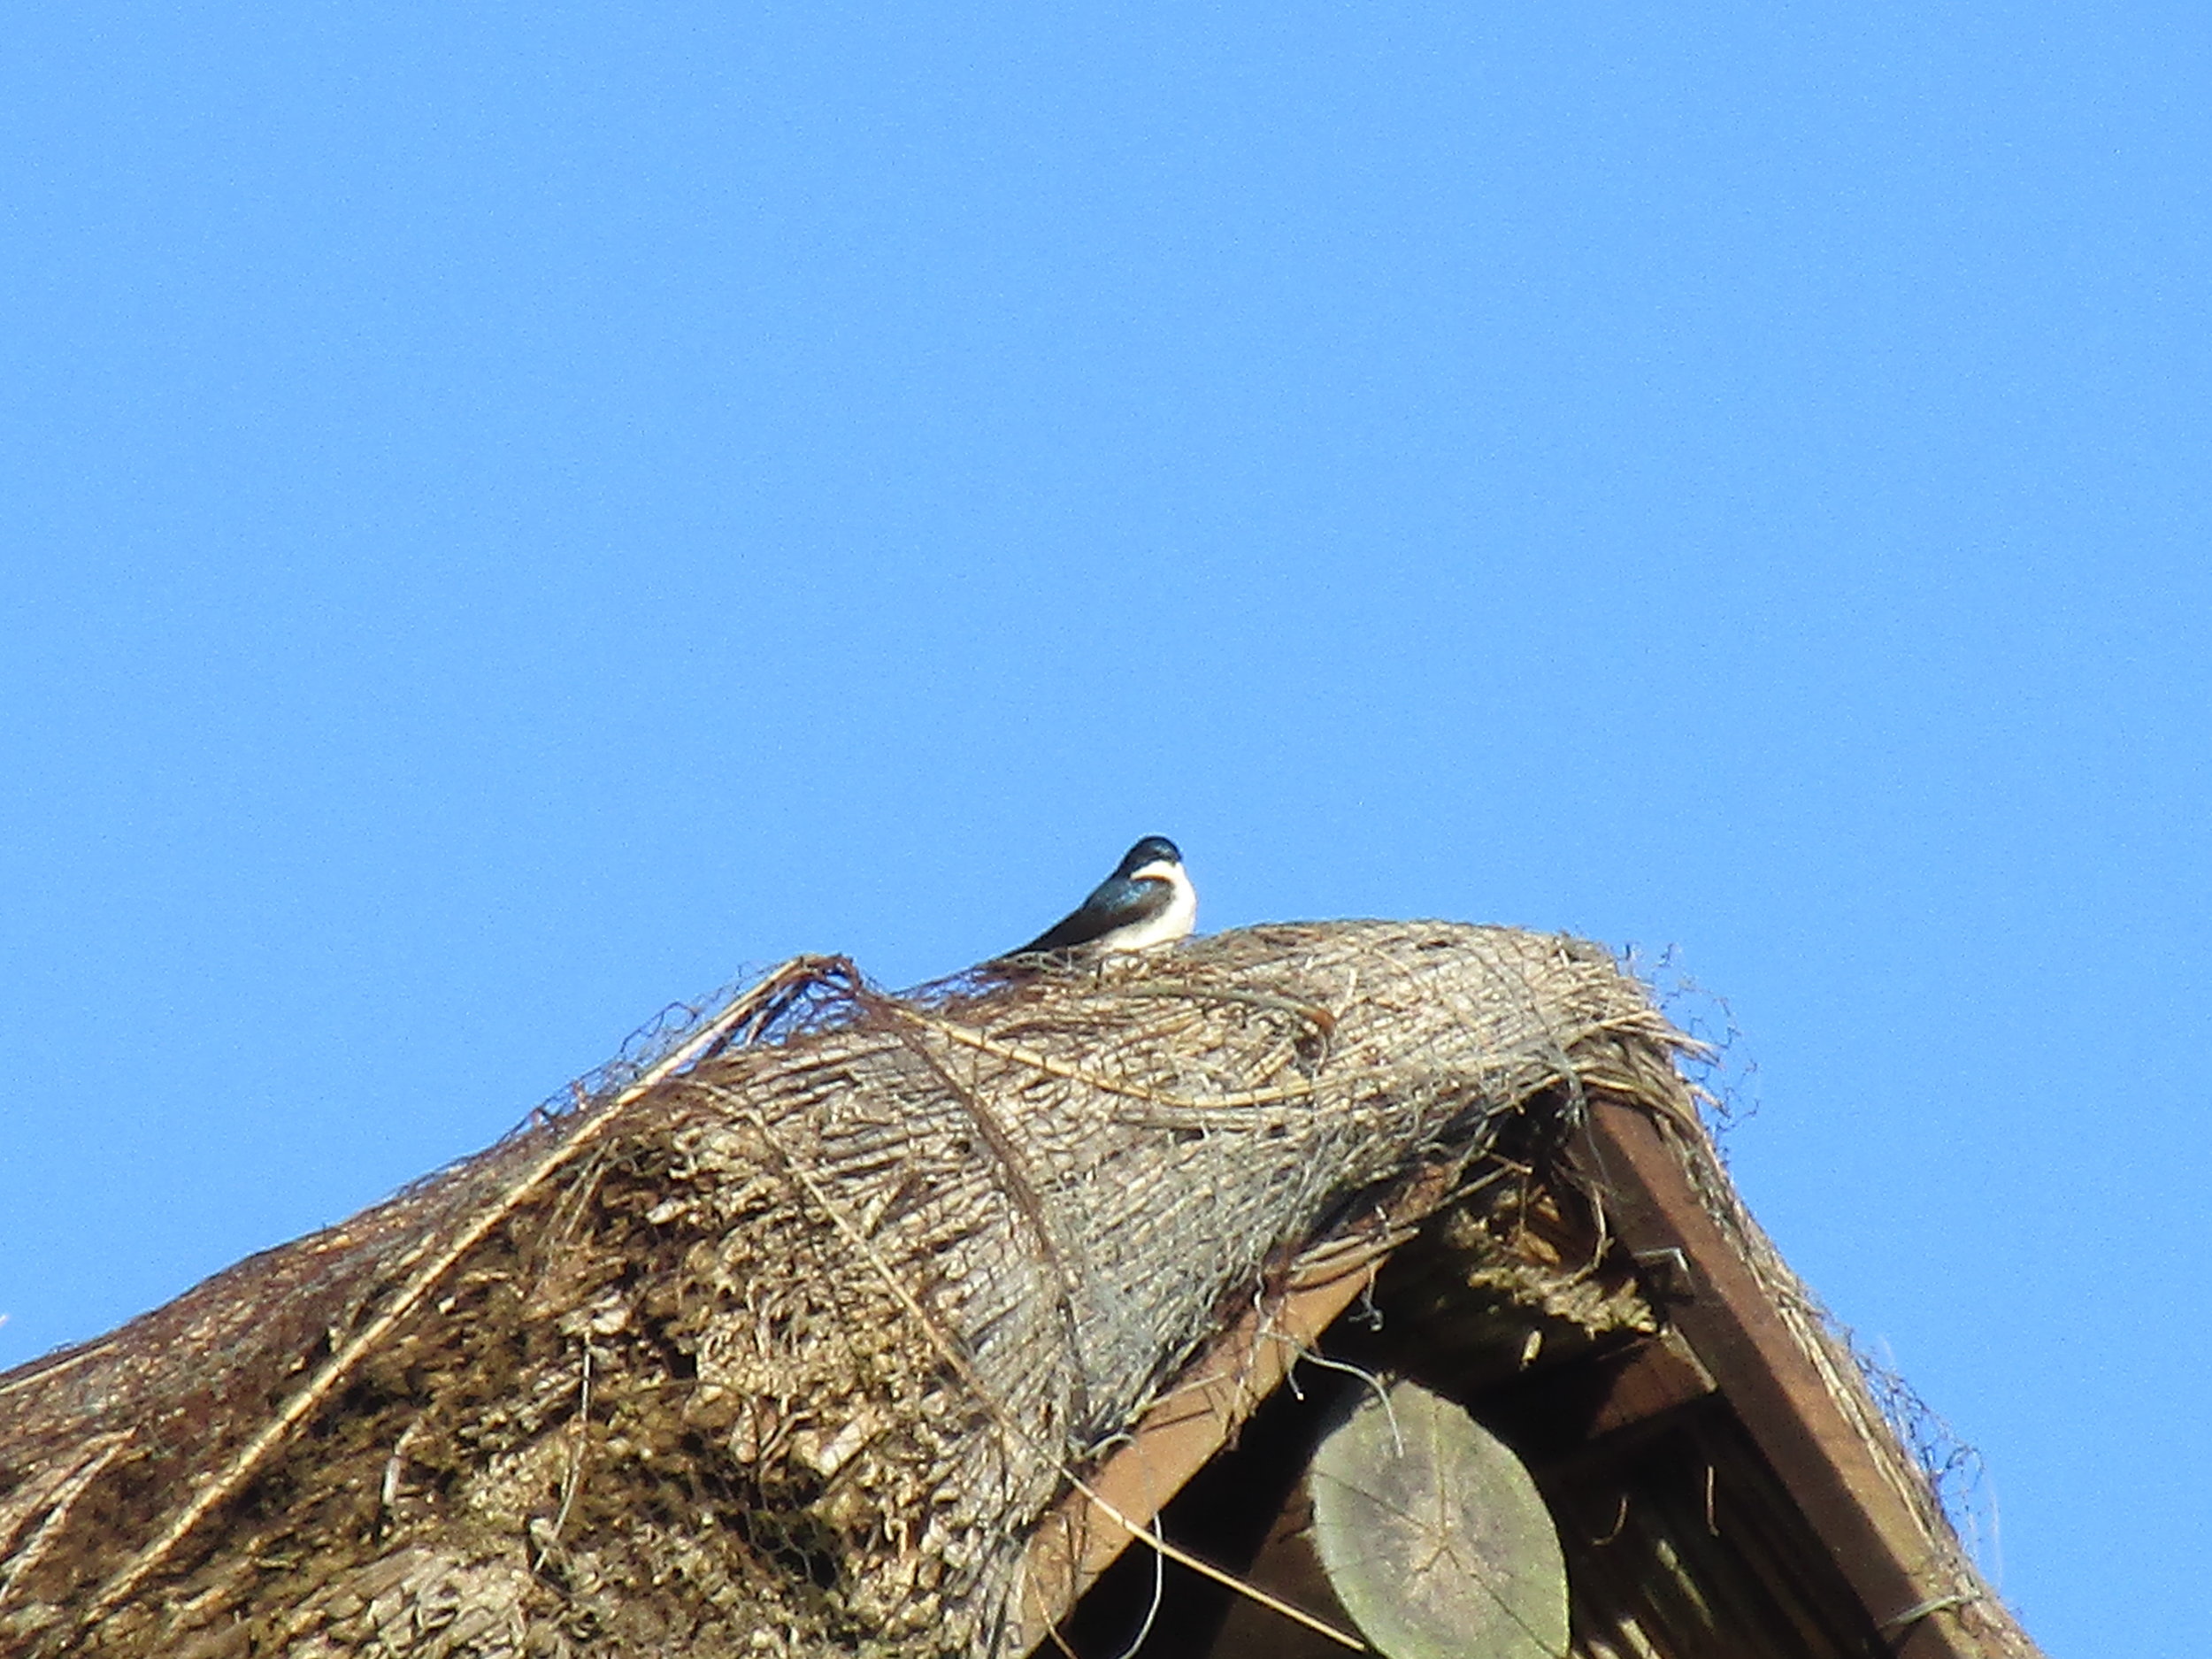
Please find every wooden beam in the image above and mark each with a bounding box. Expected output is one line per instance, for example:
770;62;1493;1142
1577;1094;2041;1659
1582;1328;1717;1440
1013;1245;1386;1651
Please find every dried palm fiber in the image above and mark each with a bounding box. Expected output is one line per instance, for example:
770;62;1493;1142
0;920;1683;1659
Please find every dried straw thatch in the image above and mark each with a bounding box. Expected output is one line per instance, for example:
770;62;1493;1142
0;922;1687;1658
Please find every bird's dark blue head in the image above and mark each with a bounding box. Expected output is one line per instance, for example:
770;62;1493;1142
1113;836;1183;878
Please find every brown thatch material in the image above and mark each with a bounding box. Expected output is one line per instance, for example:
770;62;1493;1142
0;920;2034;1659
0;923;1670;1658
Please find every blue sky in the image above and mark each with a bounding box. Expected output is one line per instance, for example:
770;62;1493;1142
4;8;2205;1654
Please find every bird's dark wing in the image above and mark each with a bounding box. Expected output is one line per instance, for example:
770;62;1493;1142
1010;874;1173;955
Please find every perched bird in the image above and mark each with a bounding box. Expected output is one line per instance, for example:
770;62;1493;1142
1008;835;1197;956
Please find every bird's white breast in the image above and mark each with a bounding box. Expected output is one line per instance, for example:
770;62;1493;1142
1100;859;1198;951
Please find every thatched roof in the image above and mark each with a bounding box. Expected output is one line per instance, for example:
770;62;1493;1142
0;923;2035;1659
